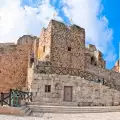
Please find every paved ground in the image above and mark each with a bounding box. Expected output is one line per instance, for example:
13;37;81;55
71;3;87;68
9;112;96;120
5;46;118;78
0;112;120;120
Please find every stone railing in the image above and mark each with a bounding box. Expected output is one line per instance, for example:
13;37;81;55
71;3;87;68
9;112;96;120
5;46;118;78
34;62;120;91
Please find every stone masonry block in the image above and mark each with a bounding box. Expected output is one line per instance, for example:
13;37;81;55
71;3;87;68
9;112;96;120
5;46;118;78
31;83;39;89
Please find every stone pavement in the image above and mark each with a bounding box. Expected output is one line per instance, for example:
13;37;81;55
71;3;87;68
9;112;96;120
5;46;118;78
0;112;120;120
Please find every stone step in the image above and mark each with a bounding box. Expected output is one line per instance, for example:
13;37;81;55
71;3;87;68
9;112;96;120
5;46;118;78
28;105;120;114
19;105;32;116
27;102;78;106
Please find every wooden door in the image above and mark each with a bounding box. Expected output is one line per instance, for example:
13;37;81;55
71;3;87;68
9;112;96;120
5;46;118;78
64;86;72;102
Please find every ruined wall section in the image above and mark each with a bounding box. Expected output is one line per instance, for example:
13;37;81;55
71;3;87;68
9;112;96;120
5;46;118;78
85;44;106;69
50;20;85;70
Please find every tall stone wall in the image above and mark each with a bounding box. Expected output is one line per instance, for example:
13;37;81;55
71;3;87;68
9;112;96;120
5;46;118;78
38;20;106;71
0;35;39;92
0;44;33;92
50;20;85;70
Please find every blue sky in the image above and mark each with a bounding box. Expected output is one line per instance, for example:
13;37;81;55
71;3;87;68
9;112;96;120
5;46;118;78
102;0;120;68
0;0;119;69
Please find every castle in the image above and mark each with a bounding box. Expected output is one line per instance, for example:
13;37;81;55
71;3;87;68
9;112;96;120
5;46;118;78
0;20;120;106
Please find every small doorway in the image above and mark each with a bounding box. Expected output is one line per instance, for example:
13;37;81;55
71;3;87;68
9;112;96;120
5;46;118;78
64;86;72;102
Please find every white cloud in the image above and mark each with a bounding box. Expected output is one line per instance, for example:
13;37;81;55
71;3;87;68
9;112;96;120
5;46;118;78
105;51;117;63
0;0;116;67
61;0;116;64
0;0;62;43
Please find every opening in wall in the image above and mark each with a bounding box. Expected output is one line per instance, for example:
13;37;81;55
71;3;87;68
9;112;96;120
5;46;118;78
91;56;94;64
43;46;45;52
45;85;51;93
91;56;97;66
68;47;71;51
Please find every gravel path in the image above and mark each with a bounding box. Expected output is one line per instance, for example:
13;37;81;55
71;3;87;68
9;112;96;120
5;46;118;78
0;112;120;120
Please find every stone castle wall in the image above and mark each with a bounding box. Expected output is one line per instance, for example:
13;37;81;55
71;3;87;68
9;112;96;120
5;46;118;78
0;44;33;92
0;19;120;94
38;20;105;71
0;35;39;92
31;73;120;106
35;20;120;93
38;20;85;70
50;20;85;70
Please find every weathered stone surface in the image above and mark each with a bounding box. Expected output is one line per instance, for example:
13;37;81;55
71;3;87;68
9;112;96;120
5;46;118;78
31;74;120;106
1;19;120;108
35;20;120;92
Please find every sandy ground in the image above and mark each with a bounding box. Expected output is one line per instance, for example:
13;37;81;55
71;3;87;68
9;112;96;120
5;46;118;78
0;112;120;120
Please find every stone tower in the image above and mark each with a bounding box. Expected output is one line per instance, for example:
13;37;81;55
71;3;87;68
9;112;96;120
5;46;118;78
38;20;85;70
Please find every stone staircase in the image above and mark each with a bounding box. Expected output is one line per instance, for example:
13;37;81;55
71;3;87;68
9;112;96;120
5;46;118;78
26;104;120;116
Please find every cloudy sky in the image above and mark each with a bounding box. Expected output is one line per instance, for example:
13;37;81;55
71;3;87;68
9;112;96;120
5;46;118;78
0;0;119;69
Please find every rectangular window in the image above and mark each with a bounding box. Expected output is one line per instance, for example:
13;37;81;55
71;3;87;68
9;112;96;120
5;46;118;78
45;85;51;93
68;47;71;51
43;46;45;52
